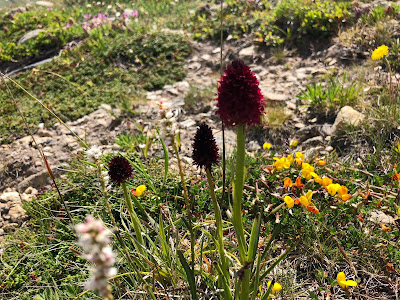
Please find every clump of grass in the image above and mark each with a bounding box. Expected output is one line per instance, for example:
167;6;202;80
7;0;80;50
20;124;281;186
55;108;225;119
297;73;362;110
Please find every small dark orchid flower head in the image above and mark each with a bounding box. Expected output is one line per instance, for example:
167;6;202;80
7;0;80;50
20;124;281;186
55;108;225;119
216;59;265;126
192;123;220;170
108;156;133;186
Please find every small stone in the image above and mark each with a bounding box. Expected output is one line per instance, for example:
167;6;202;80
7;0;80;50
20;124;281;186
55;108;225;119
19;29;43;44
239;46;255;58
262;91;289;102
331;106;365;133
294;122;306;129
302;136;324;147
201;54;211;61
325;146;334;152
212;47;221;54
0;192;20;203
369;210;395;225
36;1;54;7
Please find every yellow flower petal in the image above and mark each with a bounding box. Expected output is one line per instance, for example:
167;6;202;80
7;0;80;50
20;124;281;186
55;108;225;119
263;142;271;150
299;195;310;207
267;281;282;293
327;183;340;196
135;185;146;197
371;45;389;60
284;196;294;208
290;139;298;147
283;177;293;188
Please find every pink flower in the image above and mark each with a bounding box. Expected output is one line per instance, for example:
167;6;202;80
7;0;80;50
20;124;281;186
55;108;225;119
216;59;265;126
65;23;72;28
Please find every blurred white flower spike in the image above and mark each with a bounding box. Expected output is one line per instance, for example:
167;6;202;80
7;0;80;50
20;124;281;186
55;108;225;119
76;216;116;300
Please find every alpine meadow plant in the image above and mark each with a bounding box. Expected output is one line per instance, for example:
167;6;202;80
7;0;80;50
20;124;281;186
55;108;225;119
216;59;266;299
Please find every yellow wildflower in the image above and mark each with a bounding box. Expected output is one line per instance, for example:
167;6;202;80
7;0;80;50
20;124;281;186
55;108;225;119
395;141;400;154
283;196;295;209
263;142;271;150
299;190;313;207
397;207;400;216
321;177;333;187
273;157;290;171
337;185;351;201
337;272;357;289
283;177;293;188
327;183;340;196
290;139;298;148
301;163;314;180
267;281;282;293
133;185;146;197
295;152;304;164
371;45;389;60
286;154;294;165
317;160;326;166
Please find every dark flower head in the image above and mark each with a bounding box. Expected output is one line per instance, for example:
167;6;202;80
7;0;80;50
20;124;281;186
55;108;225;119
216;59;265;127
192;123;220;170
108;156;133;186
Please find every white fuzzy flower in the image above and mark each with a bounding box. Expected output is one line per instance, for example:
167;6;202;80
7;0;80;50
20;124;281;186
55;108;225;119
86;146;103;163
76;216;116;299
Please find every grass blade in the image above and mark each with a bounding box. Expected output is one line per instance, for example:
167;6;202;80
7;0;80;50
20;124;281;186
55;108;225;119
177;250;198;300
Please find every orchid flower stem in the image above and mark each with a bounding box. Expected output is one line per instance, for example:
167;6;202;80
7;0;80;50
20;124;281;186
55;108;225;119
206;168;229;283
233;124;247;262
232;124;251;300
97;164;143;287
121;182;145;254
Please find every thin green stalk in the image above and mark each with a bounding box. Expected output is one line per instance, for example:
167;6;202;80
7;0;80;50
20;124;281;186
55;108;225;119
121;182;145;252
206;169;229;283
232;124;251;300
233;124;247;262
97;164;143;288
173;142;196;272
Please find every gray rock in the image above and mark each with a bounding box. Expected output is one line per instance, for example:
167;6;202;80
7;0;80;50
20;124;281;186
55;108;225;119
36;1;54;7
302;136;324;147
331;106;365;133
369;210;395;225
19;29;43;44
239;46;255;58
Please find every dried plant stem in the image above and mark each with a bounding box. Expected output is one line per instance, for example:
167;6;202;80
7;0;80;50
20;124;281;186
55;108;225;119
173;142;196;272
0;72;88;149
1;74;74;225
97;164;144;290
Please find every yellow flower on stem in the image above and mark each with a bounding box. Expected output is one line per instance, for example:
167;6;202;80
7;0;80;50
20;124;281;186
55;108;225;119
321;177;333;187
273;157;290;171
290;139;298;148
371;45;389;60
301;163;314;180
283;177;293;188
295;152;304;164
337;185;351;201
317;160;326;166
395;142;400;154
327;183;340;196
283;196;295;209
267;281;282;293
132;185;146;197
263;142;271;150
337;272;357;289
310;171;321;183
286;154;294;165
299;190;313;207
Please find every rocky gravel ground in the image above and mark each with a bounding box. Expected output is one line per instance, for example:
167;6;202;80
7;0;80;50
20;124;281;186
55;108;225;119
0;39;365;237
